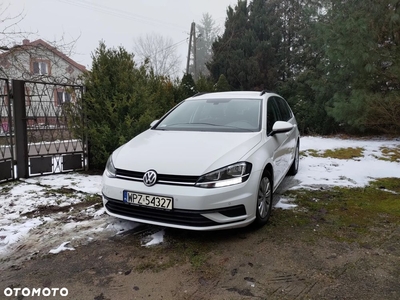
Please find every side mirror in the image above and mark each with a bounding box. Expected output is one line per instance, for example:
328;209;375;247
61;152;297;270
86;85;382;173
270;121;294;136
150;120;159;128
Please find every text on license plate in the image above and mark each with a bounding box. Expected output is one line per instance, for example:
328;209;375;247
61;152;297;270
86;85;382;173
123;191;173;210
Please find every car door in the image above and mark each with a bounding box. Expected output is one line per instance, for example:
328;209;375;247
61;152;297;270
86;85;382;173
275;96;297;174
266;97;286;188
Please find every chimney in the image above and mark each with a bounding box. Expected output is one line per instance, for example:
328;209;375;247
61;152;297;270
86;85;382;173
22;39;30;45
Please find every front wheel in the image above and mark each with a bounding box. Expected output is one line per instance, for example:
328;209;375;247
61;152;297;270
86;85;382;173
254;171;273;226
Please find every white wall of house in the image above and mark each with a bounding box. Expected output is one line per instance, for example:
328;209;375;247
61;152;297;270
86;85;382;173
0;41;86;128
0;45;84;83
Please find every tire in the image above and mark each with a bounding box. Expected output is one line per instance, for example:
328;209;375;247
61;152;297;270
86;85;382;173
254;171;273;226
288;141;300;176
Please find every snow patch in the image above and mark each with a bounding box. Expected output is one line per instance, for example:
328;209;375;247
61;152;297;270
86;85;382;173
143;230;165;247
49;241;75;254
275;197;297;210
0;218;43;253
105;219;141;235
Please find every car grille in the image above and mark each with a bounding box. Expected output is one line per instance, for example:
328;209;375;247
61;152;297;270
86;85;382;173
104;196;247;227
115;169;200;186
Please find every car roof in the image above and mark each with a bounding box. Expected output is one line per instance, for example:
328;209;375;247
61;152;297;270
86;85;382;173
186;91;277;101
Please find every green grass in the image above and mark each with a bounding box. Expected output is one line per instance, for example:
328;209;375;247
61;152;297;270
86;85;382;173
83;194;102;204
134;253;175;273
301;145;400;162
379;146;400;162
301;147;364;159
323;147;364;159
133;236;217;276
369;178;400;193
280;178;400;243
168;236;214;269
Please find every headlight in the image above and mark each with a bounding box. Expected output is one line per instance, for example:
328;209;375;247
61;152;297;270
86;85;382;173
105;155;116;178
195;162;252;188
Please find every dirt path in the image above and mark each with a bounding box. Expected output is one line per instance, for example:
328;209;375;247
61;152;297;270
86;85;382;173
1;210;399;300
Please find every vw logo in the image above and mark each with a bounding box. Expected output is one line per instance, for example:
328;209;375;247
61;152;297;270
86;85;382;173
143;170;157;187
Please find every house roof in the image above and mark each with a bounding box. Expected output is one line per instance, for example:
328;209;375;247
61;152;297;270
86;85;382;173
0;39;87;73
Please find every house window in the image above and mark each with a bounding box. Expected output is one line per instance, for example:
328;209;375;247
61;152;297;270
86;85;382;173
31;60;50;75
56;90;71;106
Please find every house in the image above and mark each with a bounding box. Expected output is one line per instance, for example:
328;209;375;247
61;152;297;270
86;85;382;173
0;39;87;130
0;38;87;82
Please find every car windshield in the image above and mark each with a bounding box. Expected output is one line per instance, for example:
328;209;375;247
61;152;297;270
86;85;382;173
155;98;262;132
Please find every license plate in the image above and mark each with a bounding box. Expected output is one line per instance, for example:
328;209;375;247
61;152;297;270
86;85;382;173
123;191;173;210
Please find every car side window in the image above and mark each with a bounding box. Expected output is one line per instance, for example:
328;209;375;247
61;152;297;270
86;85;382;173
275;97;292;122
266;97;281;134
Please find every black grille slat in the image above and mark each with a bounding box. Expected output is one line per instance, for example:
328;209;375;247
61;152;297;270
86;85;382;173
158;174;199;183
115;168;199;184
116;169;144;178
104;196;246;227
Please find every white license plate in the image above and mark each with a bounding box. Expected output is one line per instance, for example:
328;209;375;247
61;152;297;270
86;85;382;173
123;191;173;210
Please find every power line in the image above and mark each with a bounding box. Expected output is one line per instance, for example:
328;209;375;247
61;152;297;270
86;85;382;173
157;37;188;54
57;0;188;32
135;37;188;62
57;0;197;71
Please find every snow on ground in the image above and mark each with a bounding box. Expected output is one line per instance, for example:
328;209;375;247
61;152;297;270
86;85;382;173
274;197;297;210
49;241;75;254
142;230;166;247
0;136;399;265
296;136;400;188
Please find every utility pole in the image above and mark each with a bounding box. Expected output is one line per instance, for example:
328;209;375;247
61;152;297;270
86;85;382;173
193;23;197;81
186;22;196;77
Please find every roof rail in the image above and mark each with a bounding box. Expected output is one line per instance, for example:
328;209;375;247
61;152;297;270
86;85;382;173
192;92;207;97
260;89;273;96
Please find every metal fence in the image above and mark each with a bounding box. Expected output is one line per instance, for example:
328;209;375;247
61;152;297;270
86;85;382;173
0;78;14;182
0;79;87;182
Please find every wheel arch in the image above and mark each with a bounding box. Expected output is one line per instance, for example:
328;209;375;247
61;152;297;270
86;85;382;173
261;163;273;187
253;162;274;227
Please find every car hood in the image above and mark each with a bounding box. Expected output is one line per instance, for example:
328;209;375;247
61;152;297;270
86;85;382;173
112;129;262;175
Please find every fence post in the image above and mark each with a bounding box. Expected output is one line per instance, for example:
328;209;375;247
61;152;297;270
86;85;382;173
12;80;29;179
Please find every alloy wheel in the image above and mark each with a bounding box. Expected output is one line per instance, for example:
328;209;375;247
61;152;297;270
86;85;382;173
257;177;272;218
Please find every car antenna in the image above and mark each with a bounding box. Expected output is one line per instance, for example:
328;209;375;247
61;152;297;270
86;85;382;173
260;89;273;96
192;92;207;97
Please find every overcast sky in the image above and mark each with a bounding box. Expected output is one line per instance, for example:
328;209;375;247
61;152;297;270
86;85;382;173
7;0;238;73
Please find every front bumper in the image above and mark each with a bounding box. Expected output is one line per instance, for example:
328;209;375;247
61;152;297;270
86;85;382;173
102;171;261;231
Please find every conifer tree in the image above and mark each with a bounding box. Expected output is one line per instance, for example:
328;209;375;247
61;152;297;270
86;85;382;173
82;42;176;168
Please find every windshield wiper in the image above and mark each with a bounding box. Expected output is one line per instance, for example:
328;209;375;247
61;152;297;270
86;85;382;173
187;122;222;127
192;123;254;131
159;123;254;132
159;122;220;127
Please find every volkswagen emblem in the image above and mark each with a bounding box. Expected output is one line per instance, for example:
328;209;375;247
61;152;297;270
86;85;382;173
143;170;157;187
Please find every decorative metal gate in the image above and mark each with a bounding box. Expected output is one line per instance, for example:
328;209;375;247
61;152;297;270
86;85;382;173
0;79;87;182
0;78;14;182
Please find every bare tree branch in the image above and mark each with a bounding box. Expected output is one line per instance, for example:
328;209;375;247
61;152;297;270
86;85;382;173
133;33;182;78
0;4;83;84
0;4;34;51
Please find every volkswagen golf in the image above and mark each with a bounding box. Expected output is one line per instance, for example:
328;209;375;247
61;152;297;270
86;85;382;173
102;91;300;230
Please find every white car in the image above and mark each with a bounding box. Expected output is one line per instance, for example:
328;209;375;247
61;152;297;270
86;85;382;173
102;91;300;230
